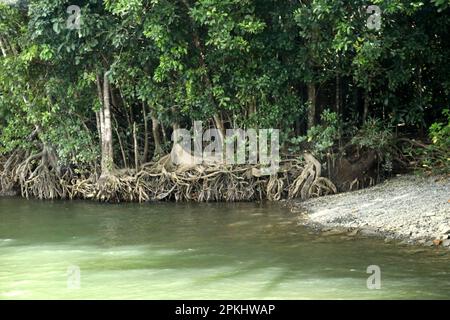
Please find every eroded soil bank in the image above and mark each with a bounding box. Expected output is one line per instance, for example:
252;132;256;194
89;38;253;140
288;175;450;248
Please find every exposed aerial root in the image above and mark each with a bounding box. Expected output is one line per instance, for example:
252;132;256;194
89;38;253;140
0;150;23;195
287;153;336;200
1;149;337;203
13;145;71;200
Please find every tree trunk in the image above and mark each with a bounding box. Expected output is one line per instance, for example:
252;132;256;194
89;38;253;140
335;75;341;115
161;121;168;144
142;102;149;163
151;111;163;159
100;71;114;176
0;37;7;57
353;86;359;117
213;113;225;142
133;122;139;171
363;91;369;123
307;84;316;130
112;114;128;168
95;75;104;147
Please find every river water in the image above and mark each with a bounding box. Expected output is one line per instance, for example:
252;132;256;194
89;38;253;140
0;198;449;299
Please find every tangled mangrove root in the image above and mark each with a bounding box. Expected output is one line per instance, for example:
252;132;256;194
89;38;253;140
288;153;337;200
69;156;265;202
67;152;336;203
13;146;72;200
1;150;337;203
341;176;376;192
0;150;23;195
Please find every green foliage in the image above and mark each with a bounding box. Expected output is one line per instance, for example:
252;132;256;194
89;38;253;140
290;110;341;159
0;0;449;175
351;118;395;173
432;0;450;11
419;108;450;173
44;118;99;168
351;118;394;153
429;109;450;149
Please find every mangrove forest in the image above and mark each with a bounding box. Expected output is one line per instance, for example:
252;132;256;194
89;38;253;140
0;0;449;202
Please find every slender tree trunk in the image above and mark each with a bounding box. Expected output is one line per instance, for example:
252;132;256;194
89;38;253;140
112;114;128;168
213;113;225;140
335;75;341;115
417;67;424;136
96;74;104;150
353;86;359;116
110;88;120;112
99;107;105;157
95;112;101;142
119;91;133;133
95;75;104;149
363;91;369;123
142;102;149;163
5;36;17;55
161;122;167;144
101;71;114;176
0;36;16;56
151;111;163;159
133;122;139;171
0;37;7;57
307;84;316;130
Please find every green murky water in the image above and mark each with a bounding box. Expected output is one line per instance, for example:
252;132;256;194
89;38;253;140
0;198;449;299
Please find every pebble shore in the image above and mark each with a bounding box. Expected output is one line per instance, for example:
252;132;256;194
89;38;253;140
289;175;450;247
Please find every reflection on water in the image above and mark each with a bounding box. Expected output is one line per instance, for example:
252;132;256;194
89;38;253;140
0;198;449;299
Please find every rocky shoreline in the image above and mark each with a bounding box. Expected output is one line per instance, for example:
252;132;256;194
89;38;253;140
288;174;450;248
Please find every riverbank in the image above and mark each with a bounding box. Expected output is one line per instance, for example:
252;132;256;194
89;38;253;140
288;174;450;247
0;152;338;202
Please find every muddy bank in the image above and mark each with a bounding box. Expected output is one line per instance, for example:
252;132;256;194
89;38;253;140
288;175;450;247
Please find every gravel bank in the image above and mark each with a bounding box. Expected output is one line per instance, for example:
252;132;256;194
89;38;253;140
289;175;450;247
